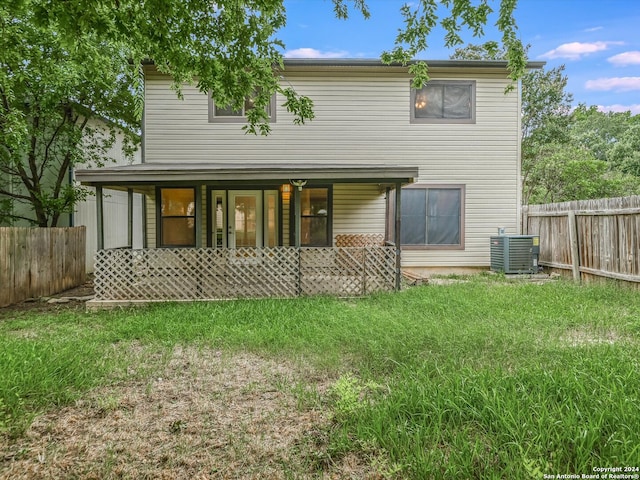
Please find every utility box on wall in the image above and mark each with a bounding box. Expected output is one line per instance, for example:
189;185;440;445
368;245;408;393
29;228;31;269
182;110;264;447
490;235;540;274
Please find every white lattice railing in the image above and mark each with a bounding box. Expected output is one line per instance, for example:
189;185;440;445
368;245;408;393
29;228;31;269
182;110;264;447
94;246;397;301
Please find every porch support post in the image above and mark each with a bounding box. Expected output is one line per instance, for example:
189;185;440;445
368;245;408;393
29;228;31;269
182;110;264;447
294;186;301;248
195;184;203;248
394;182;402;291
96;185;104;251
127;188;134;248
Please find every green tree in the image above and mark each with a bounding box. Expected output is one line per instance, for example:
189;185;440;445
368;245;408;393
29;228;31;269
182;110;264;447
451;43;639;203
526;144;639;204
607;123;640;177
520;66;574;203
521;83;640;204
0;3;138;226
2;0;526;225
450;40;508;60
449;42;574;204
570;105;640;175
21;0;525;129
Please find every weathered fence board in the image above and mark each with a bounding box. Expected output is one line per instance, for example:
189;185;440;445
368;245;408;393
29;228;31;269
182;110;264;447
0;227;86;307
523;196;640;284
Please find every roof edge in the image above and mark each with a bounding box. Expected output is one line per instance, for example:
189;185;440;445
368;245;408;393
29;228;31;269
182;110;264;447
75;163;419;186
280;58;545;69
142;58;545;70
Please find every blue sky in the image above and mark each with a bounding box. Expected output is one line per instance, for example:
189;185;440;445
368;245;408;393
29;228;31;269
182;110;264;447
279;0;640;114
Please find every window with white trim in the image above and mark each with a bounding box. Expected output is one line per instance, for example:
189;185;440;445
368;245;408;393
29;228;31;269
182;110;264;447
411;80;475;124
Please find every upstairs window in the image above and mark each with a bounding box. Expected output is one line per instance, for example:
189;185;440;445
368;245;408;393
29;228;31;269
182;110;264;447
209;93;276;123
411;80;475;124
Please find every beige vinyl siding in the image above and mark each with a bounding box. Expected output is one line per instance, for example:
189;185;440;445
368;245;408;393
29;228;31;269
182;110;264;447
144;66;520;268
333;184;386;241
146;192;156;248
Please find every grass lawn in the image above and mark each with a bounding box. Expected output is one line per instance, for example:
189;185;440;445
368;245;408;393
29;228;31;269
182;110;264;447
0;275;639;478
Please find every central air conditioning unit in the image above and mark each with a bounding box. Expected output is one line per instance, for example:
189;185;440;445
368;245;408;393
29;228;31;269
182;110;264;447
490;235;540;274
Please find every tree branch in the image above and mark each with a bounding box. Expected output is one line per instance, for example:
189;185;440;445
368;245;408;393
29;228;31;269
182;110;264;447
1;212;39;225
41;106;72;178
0;187;33;202
52;114;88;201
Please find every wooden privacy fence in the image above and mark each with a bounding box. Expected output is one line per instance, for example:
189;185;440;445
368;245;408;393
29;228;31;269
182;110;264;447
522;196;640;284
93;246;397;302
0;227;86;307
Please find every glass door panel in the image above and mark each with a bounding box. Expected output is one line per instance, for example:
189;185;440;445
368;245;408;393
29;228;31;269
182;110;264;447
229;191;262;248
265;190;279;247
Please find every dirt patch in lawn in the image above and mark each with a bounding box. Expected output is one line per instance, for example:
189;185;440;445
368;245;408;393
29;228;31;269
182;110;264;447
0;275;96;320
0;346;376;479
559;327;627;347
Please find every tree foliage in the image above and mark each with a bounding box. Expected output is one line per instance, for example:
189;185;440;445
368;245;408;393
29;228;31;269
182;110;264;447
451;40;508;60
525;144;638;204
11;0;525;131
1;0;526;225
522;89;640;204
525;104;640;204
451;42;640;204
382;1;525;89
0;1;138;226
520;65;575;204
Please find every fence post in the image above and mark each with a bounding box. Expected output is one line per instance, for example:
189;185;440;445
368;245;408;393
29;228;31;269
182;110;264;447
567;211;581;282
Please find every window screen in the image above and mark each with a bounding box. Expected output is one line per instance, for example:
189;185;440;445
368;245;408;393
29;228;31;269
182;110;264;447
399;186;463;247
412;81;475;123
159;188;196;247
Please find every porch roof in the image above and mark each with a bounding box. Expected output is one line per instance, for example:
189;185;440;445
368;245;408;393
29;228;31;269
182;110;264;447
75;162;418;187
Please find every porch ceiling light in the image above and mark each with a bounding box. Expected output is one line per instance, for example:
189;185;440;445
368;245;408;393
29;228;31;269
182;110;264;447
290;179;307;191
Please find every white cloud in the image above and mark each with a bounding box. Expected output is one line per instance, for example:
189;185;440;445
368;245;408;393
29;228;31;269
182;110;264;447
585;77;640;91
284;48;349;59
597;104;640;115
541;41;624;60
608;51;640;66
584;26;603;32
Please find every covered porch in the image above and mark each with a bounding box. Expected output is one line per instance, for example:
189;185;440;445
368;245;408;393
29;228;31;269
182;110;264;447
75;163;417;306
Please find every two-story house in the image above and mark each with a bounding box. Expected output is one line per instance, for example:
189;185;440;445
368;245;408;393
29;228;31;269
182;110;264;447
76;58;543;306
